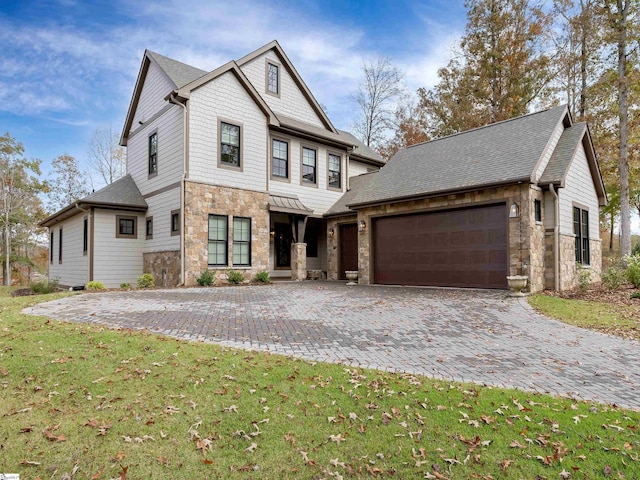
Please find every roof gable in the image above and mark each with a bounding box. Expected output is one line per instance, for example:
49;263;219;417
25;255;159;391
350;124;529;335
236;40;337;134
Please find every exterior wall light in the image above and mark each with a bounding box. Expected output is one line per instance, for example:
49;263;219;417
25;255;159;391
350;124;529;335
358;219;367;232
269;229;275;239
509;202;520;218
328;228;335;238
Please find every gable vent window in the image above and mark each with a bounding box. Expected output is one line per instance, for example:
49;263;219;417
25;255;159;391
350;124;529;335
267;62;279;95
573;207;590;265
148;132;158;176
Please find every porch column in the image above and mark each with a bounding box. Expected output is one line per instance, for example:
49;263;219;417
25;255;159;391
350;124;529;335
290;243;307;281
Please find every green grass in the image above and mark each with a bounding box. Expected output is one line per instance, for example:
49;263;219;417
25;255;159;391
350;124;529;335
1;288;638;479
529;294;640;340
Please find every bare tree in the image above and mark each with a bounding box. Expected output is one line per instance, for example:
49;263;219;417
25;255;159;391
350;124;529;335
88;126;126;186
48;154;90;212
352;57;404;148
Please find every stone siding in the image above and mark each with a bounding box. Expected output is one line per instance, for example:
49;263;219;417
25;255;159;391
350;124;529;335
528;188;546;293
143;250;180;287
290;243;307;281
184;181;270;286
557;234;602;290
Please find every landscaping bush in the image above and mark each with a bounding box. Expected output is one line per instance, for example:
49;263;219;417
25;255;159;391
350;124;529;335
601;266;625;292
575;265;591;293
86;280;106;291
253;270;270;283
196;269;216;286
632;242;640;256
120;283;130;289
226;269;245;285
624;254;640;288
137;273;155;288
30;278;59;294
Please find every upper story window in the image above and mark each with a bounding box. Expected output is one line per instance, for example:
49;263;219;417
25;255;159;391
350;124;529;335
328;153;342;190
272;139;288;179
573;206;590;265
301;147;316;184
148;132;158;176
219;121;241;168
116;215;137;239
266;62;279;96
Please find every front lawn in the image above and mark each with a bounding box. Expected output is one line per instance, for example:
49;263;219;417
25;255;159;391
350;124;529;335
1;288;638;478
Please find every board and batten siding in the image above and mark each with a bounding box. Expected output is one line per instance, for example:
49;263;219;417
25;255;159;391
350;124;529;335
558;141;600;240
92;209;145;288
188;71;268;191
534;119;565;182
143;188;181;253
240;50;326;129
48;213;89;287
132;60;175;128
127;104;184;197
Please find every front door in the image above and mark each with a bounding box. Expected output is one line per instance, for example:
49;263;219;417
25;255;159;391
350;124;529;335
339;223;358;280
274;222;292;269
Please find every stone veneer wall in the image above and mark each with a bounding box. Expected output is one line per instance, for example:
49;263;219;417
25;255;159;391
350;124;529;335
184;181;270;286
528;188;546;293
354;184;535;287
143;251;181;287
290;243;307;280
326;215;356;281
557;235;602;290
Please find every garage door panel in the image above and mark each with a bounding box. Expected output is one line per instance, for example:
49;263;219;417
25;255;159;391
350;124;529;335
373;204;508;289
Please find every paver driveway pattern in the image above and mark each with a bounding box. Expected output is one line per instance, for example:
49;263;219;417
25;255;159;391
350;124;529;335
24;282;640;410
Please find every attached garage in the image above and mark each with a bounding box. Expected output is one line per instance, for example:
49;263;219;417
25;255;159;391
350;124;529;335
372;204;508;289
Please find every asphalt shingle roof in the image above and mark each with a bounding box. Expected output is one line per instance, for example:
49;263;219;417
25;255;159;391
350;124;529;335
337;130;385;164
539;123;587;185
349;105;569;207
325;172;378;217
81;175;147;209
147;51;208;88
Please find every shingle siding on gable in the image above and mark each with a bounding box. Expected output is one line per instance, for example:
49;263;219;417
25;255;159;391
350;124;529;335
188;71;268;191
132;61;175;127
534;120;565;182
48;214;88;286
240;51;326;129
559;142;600;239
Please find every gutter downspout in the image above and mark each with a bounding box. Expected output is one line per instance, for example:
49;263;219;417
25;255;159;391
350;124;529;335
75;202;92;282
169;92;188;286
549;184;560;291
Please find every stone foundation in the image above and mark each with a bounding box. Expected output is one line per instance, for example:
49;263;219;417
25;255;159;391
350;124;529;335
290;243;307;281
557;235;602;290
183;181;270;286
143;250;181;287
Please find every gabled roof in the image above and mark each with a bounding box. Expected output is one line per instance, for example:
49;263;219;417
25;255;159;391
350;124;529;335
349;105;573;208
325;172;378;217
337;130;385;165
236;40;337;134
40;175;148;227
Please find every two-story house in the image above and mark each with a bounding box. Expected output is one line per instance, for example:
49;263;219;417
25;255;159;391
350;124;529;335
42;40;384;288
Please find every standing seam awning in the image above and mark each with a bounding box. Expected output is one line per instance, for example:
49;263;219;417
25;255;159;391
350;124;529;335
268;194;313;215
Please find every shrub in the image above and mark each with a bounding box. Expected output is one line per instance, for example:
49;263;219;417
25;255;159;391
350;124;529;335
87;281;106;291
137;273;155;288
226;269;245;285
601;266;625;292
30;278;59;294
575;266;591;294
196;270;216;286
120;283;130;289
631;291;640;299
624;254;640;288
253;270;270;283
632;243;640;257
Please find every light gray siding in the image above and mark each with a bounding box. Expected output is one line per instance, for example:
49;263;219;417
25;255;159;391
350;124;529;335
143;187;181;253
132;61;175;127
93;209;145;287
48;213;89;287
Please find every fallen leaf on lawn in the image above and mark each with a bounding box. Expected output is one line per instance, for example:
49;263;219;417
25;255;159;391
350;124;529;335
330;458;346;468
329;433;346;444
19;459;41;466
20;426;34;433
119;465;128;480
245;442;258;452
559;469;572;479
224;404;238;413
164;405;180;415
499;459;513;472
196;438;212;453
510;440;526;449
90;465;104;479
122;436;132;443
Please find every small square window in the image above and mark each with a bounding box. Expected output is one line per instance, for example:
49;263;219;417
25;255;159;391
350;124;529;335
116;215;137;239
146;216;153;239
534;199;542;223
171;210;180;236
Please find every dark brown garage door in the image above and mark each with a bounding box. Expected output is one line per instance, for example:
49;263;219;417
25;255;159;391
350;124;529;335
373;204;508;289
339;223;358;280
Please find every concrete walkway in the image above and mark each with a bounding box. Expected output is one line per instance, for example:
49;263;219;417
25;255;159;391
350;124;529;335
24;282;640;410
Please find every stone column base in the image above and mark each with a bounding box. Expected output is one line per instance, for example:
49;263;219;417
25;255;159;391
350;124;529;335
291;243;307;281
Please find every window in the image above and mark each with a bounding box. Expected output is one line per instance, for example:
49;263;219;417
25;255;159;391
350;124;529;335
58;228;63;264
266;62;279;95
208;215;228;266
148;132;158;176
534;199;542;223
328;153;342;189
146;216;153;239
83;217;88;255
50;231;54;264
272;139;288;179
171;210;180;236
116;215;137;239
233;217;251;266
301;147;316;184
573;207;590;265
220;121;241;168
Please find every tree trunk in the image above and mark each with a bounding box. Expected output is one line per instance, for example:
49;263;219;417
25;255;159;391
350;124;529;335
4;214;10;286
610;211;615;250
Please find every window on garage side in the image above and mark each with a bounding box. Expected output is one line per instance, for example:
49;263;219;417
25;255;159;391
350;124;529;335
233;217;251;266
208;215;228;266
116;215;137;239
573;207;590;265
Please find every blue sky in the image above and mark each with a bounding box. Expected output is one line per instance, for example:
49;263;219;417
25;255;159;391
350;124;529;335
0;0;466;186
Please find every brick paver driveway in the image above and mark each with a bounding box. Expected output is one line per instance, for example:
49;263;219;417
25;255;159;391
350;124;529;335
24;282;640;410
